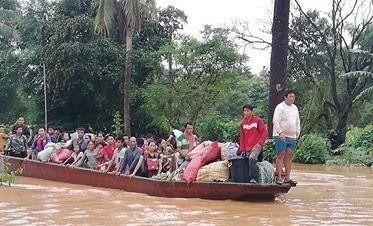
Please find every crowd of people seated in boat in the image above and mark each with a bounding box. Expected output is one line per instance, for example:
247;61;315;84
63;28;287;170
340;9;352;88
1;117;276;184
1;117;196;179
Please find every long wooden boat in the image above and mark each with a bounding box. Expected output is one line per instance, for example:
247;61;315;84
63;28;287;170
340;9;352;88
2;155;294;201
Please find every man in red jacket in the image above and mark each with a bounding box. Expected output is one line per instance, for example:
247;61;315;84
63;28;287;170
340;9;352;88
238;104;268;183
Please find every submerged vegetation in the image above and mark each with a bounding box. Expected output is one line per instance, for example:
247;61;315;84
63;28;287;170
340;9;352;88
0;156;23;186
326;125;373;167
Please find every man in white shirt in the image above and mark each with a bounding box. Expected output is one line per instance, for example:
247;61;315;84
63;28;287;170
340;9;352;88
273;89;300;186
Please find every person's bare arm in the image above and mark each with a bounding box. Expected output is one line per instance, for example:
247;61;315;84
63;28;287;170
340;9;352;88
105;153;116;173
157;158;162;175
130;155;144;178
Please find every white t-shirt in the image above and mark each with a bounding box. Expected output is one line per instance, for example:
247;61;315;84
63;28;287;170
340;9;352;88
273;101;301;138
113;147;126;170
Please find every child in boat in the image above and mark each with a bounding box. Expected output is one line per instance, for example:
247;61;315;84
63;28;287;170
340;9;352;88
63;144;83;166
145;140;162;178
104;137;126;173
75;140;99;169
96;135;115;170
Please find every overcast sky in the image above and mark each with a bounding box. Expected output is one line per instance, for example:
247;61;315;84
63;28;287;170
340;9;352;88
157;0;332;74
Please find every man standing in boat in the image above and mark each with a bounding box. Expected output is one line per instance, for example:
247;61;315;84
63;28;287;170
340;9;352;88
273;89;300;186
238;104;268;183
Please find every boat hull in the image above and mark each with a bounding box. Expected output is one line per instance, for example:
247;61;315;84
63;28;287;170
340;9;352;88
3;155;292;201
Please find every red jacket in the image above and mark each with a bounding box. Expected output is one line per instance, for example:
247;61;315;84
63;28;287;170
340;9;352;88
239;115;268;152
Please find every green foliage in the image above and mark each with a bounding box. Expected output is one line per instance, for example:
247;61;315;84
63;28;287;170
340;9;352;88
344;126;373;148
216;75;268;121
36;1;125;131
111;111;123;136
330;125;373;166
0;156;22;186
294;134;330;164
263;139;276;163
288;6;373;142
139;27;248;135
195;113;238;142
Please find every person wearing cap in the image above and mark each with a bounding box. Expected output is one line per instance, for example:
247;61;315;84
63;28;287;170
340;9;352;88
238;104;268;183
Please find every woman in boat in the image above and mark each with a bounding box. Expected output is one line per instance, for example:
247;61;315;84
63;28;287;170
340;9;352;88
27;126;50;160
63;144;83;166
5;124;27;158
144;140;162;178
57;132;72;148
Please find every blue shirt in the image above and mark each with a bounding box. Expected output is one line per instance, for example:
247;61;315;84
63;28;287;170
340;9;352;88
119;147;142;174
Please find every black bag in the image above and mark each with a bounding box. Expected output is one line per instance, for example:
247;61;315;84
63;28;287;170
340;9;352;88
4;149;27;158
229;158;249;183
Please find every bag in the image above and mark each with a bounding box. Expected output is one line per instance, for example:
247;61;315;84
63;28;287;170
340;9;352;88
197;160;229;182
146;158;159;171
183;155;204;183
225;142;244;160
257;160;275;184
229;158;249;183
201;142;220;164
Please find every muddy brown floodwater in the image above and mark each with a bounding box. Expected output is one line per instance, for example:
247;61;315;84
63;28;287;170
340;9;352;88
0;164;372;226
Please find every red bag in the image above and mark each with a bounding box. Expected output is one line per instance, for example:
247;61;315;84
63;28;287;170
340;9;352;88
146;158;159;171
201;142;220;164
183;155;204;183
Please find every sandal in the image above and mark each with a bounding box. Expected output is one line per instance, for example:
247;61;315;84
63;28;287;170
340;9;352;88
275;178;283;185
283;179;297;186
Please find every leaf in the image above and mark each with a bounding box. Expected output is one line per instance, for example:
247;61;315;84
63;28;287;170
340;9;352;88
349;49;373;61
339;71;373;79
353;86;373;103
94;0;116;36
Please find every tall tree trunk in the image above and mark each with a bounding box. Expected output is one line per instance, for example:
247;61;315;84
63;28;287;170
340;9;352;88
268;0;290;137
336;107;350;143
123;27;133;136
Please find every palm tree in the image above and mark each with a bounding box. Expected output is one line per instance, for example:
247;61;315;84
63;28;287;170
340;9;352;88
94;0;156;136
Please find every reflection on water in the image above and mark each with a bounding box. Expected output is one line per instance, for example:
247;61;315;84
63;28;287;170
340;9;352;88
0;164;372;226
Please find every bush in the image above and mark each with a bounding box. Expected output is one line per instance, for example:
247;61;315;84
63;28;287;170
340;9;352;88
263;139;276;163
196;113;238;142
331;125;373;166
344;125;373;150
294;134;330;164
